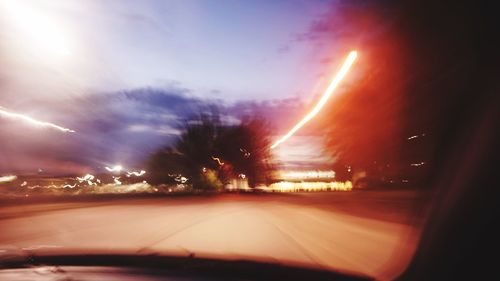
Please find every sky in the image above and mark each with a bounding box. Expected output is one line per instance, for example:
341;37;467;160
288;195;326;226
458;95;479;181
0;0;372;174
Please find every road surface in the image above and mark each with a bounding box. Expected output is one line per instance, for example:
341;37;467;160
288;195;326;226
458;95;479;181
0;193;421;280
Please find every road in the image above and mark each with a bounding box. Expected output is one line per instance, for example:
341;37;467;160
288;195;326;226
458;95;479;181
0;193;421;280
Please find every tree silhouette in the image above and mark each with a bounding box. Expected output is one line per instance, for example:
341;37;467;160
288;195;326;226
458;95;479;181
215;118;274;187
148;113;274;189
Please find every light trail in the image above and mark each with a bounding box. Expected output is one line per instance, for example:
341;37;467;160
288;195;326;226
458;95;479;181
0;107;75;133
270;50;358;149
126;170;146;177
281;170;336;180
0;175;17;183
407;133;426;140
113;176;122;185
211;156;224;166
259;181;353;192
76;174;94;182
105;165;122;172
76;174;97;185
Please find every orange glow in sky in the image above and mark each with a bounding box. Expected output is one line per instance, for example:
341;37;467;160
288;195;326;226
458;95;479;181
270;50;358;149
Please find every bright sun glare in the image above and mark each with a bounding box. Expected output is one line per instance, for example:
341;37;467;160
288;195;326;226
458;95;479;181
2;0;71;58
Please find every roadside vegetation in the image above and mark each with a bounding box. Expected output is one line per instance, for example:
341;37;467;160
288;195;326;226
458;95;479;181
147;113;275;190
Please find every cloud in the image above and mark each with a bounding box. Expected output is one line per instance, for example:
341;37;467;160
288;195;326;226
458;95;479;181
0;83;321;174
0;86;203;174
127;124;180;136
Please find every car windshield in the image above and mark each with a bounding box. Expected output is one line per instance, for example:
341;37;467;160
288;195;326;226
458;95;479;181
0;0;488;280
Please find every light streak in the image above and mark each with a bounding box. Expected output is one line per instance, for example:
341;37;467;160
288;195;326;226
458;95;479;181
0;107;75;133
97;182;153;193
126;170;146;177
105;165;122;172
113;176;122;185
411;162;425;167
76;174;94;182
76;173;98;185
0;175;17;183
280;170;335;180
260;181;353;192
169;174;188;183
407;133;426;140
270;50;358;149
240;148;251;158
211;156;224;166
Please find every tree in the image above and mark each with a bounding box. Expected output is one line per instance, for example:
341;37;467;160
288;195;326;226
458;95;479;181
215;118;274;187
148;113;274;190
147;148;187;185
315;3;407;186
319;0;488;188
